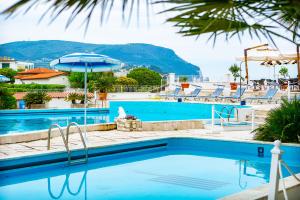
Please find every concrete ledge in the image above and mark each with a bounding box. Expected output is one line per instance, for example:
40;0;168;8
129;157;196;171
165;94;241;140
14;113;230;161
220;173;300;200
141;120;204;131
0;123;116;144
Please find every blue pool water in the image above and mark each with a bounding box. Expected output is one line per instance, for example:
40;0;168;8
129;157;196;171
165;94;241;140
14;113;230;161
0;138;299;200
0;101;242;135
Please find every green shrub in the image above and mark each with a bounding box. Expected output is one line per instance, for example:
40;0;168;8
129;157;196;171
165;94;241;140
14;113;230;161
23;91;52;108
68;72;114;88
92;76;116;92
0;68;17;83
115;76;138;85
127;68;162;86
253;98;300;143
65;92;79;104
0;88;17;109
2;83;65;91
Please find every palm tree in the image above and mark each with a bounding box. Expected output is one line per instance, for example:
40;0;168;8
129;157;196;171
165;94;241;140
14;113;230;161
2;0;299;45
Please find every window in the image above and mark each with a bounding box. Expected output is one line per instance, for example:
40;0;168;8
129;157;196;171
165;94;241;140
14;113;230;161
2;63;10;68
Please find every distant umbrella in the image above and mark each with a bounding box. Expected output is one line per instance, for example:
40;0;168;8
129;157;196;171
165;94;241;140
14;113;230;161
50;53;122;140
0;75;10;83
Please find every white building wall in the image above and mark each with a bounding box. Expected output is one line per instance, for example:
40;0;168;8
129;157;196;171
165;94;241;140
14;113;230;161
15;75;70;87
48;98;71;108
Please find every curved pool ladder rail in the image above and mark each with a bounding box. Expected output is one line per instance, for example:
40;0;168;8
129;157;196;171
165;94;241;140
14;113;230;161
66;122;88;165
47;123;88;165
47;124;71;163
219;105;239;122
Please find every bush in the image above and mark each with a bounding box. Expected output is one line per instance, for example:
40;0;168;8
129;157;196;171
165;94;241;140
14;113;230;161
0;68;17;83
23;91;52;108
0;88;17;109
115;76;138;85
127;68;161;86
253;98;300;143
68;72;114;88
2;83;65;92
92;76;116;92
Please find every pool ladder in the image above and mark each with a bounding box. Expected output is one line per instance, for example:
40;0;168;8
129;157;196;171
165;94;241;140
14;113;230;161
47;122;88;166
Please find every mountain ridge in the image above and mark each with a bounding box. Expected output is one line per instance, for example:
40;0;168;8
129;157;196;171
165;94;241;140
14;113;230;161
0;40;201;75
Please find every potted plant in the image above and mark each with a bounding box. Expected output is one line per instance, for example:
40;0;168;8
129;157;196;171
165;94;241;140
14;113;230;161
65;92;79;104
93;76;115;100
179;76;189;89
229;64;241;90
23;91;51;109
279;66;289;90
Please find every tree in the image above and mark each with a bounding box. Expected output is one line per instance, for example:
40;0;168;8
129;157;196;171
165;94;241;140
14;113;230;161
0;68;17;83
23;91;52;108
253;98;300;143
127;68;161;85
68;72;113;89
115;77;138;86
0;87;17;109
279;66;289;78
92;76;116;92
229;64;242;82
2;1;299;45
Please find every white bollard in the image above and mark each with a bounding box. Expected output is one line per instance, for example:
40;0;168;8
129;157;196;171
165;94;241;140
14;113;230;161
268;140;284;200
211;104;215;130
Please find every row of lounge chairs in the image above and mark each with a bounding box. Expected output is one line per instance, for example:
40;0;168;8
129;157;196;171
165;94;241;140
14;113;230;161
160;87;278;103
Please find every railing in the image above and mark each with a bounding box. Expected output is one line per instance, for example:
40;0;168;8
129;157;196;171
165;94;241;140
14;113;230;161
111;85;163;93
47;124;71;163
211;105;255;131
48;122;88;165
268;140;300;200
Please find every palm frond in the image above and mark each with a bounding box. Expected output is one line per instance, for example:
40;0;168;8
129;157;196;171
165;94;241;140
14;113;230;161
1;0;299;45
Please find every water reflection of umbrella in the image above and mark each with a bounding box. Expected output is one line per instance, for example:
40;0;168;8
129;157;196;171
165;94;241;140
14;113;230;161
50;53;122;139
0;75;10;82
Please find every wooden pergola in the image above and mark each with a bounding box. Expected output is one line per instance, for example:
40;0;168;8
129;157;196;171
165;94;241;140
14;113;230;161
237;44;300;83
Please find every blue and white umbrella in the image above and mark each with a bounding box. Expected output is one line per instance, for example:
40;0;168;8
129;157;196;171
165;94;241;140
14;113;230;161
50;53;122;140
0;75;10;83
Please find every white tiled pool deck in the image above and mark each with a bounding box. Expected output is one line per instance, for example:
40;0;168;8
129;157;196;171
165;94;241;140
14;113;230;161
0;129;255;160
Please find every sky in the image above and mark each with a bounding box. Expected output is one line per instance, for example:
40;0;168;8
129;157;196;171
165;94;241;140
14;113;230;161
0;1;298;81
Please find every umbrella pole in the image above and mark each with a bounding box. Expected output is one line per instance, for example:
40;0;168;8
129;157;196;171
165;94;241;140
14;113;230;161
84;62;88;142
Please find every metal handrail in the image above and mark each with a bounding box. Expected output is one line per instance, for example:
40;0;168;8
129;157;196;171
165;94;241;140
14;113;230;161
48;124;71;163
66;122;88;164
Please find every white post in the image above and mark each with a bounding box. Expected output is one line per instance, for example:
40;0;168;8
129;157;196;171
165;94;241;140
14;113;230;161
211;104;215;130
287;81;290;101
251;109;255;131
268;140;284;200
84;62;88;142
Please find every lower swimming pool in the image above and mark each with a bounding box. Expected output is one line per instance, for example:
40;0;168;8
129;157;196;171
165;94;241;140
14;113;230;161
0;138;299;200
0;101;242;135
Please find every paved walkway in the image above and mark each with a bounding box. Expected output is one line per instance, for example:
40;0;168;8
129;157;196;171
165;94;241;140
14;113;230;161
0;129;254;160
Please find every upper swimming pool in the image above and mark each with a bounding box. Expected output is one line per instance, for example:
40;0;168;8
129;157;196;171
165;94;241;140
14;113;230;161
0;138;299;199
0;101;243;135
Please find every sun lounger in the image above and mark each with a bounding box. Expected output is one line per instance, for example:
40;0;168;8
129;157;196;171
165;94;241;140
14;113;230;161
159;87;181;98
176;87;202;100
196;87;224;101
219;87;246;100
246;88;278;103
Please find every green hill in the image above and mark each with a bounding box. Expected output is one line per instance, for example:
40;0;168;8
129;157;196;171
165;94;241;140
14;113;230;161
0;40;201;75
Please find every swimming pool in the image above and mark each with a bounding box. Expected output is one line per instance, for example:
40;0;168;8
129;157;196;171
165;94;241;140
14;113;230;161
1;138;299;199
0;101;242;135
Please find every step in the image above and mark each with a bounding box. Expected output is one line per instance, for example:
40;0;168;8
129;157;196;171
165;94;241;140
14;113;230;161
69;158;88;166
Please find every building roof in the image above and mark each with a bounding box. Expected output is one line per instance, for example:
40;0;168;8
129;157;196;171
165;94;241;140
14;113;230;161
15;72;66;80
18;68;57;74
15;68;66;80
14;92;94;100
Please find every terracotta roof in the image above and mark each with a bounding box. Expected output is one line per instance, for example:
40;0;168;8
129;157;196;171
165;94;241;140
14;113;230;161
18;68;57;74
15;72;66;80
14;92;94;100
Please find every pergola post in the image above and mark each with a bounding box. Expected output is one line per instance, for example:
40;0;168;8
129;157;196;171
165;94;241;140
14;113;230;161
297;44;300;81
243;44;268;84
